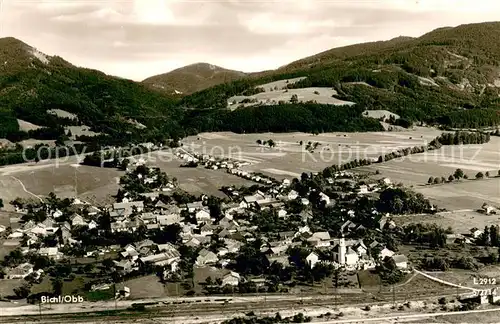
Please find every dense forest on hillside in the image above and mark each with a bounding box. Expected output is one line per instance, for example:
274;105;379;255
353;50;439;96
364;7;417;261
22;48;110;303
178;22;500;129
183;103;383;134
179;64;500;128
0;37;185;145
2;22;500;158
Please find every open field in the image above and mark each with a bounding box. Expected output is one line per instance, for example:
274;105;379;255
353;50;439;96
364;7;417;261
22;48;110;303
227;77;354;109
183;129;440;178
65;126;100;139
362;110;400;120
415;178;500;210
32;276;89;296
359;137;500;190
256;77;307;91
144;151;254;198
0;150;253;209
47;109;78;120
391;210;500;235
19;139;56;148
0;161;122;209
418;266;500;290
0;279;23;298
0;129;497;213
228;87;355;109
122;275;165;299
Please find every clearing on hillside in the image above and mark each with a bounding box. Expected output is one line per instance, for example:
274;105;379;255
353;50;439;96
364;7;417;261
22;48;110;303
65;126;101;139
227;77;355;109
17;119;42;132
47;109;78;120
362;110;400;120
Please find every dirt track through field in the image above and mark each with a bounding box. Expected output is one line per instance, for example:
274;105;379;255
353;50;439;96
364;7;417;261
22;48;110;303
10;176;43;202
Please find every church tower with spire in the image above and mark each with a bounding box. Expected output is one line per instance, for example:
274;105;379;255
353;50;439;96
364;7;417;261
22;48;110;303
339;235;346;265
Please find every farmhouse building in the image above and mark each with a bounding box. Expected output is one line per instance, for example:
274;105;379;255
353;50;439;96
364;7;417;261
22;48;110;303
392;255;408;269
6;263;34;279
195;249;218;267
222;271;241;286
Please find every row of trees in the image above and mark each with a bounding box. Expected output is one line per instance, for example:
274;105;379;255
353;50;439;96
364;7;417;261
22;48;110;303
476;225;500;247
427;168;500;184
399;223;450;248
378;145;427;163
421;256;481;271
256;139;276;147
223;312;312;324
430;131;491;146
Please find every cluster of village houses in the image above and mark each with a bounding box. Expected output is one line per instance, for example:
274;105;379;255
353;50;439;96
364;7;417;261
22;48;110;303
1;154;413;289
21;148;500;291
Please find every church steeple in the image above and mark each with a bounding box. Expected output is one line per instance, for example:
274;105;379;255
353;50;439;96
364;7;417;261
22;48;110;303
339;235;346;265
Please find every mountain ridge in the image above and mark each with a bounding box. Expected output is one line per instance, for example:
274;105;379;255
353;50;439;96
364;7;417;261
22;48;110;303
142;62;247;95
1;21;500;152
179;21;500;131
0;36;182;146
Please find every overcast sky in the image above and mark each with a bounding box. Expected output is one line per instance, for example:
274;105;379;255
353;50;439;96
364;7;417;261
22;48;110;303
1;0;499;81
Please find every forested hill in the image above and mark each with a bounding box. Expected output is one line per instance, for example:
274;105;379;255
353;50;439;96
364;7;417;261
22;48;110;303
2;22;500;150
142;63;247;95
180;22;500;131
0;37;183;145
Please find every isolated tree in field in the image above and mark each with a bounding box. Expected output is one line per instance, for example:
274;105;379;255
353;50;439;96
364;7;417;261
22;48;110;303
490;225;499;247
453;168;464;180
299;140;303;146
51;277;63;295
428;177;434;184
498;170;500;177
256;139;262;145
0;198;3;209
119;158;130;171
268;139;276;148
485;171;490;178
102;258;115;273
14;284;31;299
480;226;492;246
290;94;299;104
464;174;469;179
476;172;484;179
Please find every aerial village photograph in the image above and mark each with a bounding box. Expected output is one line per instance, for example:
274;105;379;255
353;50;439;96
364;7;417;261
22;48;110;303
0;0;499;323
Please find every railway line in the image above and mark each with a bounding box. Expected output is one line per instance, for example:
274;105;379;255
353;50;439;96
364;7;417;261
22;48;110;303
0;287;471;323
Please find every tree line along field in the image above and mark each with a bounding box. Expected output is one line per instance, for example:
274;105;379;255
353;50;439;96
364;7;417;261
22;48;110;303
4;24;500;159
182;130;499;210
182;129;441;178
0;128;497;214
